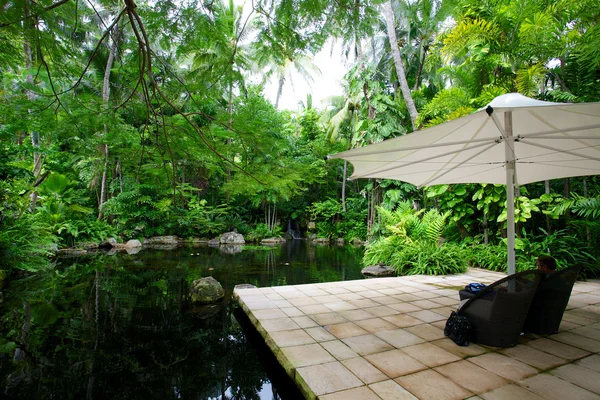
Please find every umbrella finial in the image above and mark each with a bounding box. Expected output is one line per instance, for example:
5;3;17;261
486;106;494;116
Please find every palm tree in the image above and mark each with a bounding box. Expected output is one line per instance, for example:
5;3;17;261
382;0;419;131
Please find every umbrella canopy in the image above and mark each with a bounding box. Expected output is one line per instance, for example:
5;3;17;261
329;93;600;274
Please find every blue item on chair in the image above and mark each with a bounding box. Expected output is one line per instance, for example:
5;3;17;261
465;283;487;293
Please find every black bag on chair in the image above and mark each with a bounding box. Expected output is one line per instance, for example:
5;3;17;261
444;311;471;346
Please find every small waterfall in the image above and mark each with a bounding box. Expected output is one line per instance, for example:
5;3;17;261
287;219;302;239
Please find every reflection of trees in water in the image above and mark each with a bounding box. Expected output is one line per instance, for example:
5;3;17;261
1;244;364;399
0;256;268;399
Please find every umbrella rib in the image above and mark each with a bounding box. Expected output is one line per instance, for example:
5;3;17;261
329;136;498;159
419;142;499;187
518;139;600;163
350;140;498;179
516;124;600;139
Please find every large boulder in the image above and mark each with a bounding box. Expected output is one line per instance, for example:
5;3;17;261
125;239;142;248
144;236;179;245
361;264;396;278
99;237;117;248
190;277;224;304
220;232;245;244
261;237;286;244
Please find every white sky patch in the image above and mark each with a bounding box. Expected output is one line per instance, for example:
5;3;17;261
263;40;348;111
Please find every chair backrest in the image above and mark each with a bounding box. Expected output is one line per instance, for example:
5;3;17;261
523;264;582;334
460;270;543;315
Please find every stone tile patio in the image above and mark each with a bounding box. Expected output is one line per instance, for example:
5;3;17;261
233;269;600;400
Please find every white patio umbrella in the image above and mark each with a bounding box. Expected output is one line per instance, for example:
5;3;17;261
329;93;600;274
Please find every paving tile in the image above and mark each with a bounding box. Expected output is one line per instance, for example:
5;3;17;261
273;299;294;308
550;363;600;395
270;329;316;347
387;302;422;313
319;386;382;400
338;309;375;321
402;342;461;367
336;293;365;301
321;340;359;361
357;318;401;334
260;317;301;332
280;306;305;317
430;296;460;306
382;314;423;328
368;379;417;400
412;291;442;300
562;313;597;326
325;287;351;295
292;315;318;328
252;308;288;320
576;354;600;373
372;296;404;306
500;344;567;370
348;299;382;308
411;299;441;309
480;384;545;400
364;306;399;318
518;373;599;400
342;334;395;356
326;322;370;339
265;292;284;300
435;360;508;394
571;325;600;341
407;309;446;323
295;361;363;398
526;338;591;360
243;299;279;310
376;329;426;348
431;338;489;358
342;357;389;384
298;304;333;315
301;289;330;297
288;296;319;307
364;349;427;378
310;312;348;326
405;323;445;341
395;369;473;400
395;294;422;302
551;331;600;352
280;343;336;369
305;326;337;342
559;320;580;331
325;301;359;312
312;295;344;304
469;352;538;381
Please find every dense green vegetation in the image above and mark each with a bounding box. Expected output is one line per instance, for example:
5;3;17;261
1;0;600;276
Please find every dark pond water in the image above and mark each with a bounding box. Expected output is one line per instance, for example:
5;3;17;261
0;241;365;399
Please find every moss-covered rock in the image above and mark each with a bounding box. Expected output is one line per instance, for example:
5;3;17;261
190;276;224;304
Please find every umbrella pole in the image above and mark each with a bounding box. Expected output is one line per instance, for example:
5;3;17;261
504;112;516;275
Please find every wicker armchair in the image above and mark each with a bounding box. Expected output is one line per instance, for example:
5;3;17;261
523;265;582;335
458;270;543;347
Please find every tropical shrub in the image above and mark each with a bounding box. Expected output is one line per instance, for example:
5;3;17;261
364;202;466;275
246;223;282;242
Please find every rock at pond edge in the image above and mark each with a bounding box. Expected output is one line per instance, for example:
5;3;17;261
361;264;396;277
190;276;224;304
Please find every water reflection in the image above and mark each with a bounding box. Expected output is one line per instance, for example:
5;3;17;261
0;241;364;399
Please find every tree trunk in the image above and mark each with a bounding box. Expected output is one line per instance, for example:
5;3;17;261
24;1;42;210
545;180;552;234
275;74;285;109
98;27;118;219
341;161;347;212
413;44;428;90
383;1;418;131
483;212;489;245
